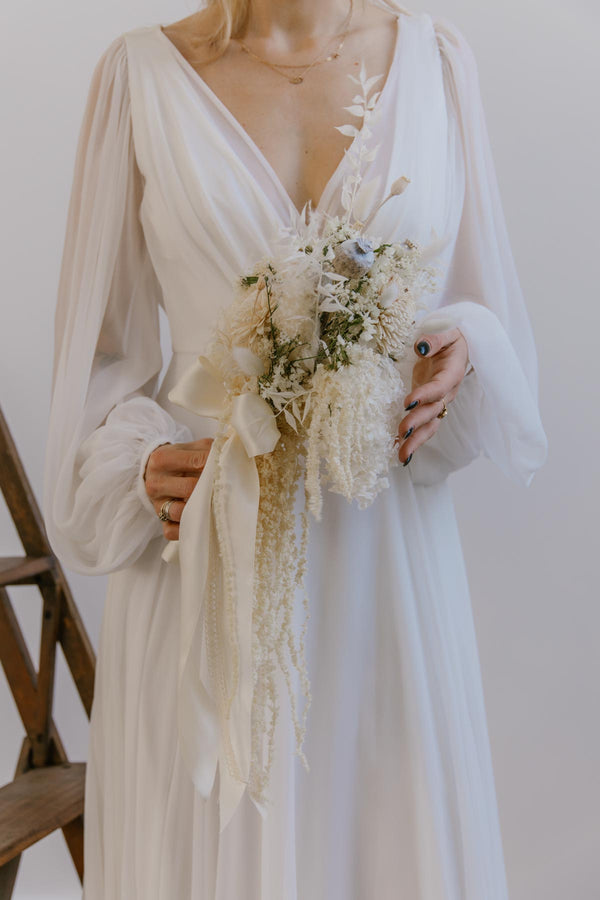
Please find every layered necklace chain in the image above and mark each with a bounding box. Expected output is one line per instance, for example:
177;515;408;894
233;2;354;84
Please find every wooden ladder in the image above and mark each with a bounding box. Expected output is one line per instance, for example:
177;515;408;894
0;404;96;897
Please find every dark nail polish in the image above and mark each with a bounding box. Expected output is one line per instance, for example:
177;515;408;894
403;453;413;467
405;399;419;410
403;427;413;440
417;340;430;356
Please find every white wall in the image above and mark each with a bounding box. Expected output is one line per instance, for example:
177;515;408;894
0;1;597;897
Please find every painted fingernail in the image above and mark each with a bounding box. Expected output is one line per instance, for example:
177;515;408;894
405;399;419;410
416;340;430;356
403;453;413;466
403;427;413;440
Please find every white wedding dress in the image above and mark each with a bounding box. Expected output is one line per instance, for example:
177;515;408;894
43;3;547;898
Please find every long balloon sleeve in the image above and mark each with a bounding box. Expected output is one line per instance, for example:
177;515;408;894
43;37;192;575
405;17;548;487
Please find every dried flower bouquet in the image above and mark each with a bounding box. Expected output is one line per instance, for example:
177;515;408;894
166;61;438;814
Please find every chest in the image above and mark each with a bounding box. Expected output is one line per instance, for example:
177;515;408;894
198;70;359;213
162;20;400;213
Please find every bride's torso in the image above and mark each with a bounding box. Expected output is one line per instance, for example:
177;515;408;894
121;5;463;435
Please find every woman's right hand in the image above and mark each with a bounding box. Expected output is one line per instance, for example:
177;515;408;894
143;438;214;540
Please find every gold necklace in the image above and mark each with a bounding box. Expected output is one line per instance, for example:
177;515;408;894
234;4;353;84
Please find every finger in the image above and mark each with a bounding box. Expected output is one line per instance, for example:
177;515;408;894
162;522;180;542
144;474;199;502
148;443;212;476
152;498;185;524
398;416;441;463
414;327;462;359
402;367;458;414
405;356;467;408
444;382;460;404
397;397;447;440
176;438;214;451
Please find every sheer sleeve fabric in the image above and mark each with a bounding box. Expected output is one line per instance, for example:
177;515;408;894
406;17;548;487
43;36;192;575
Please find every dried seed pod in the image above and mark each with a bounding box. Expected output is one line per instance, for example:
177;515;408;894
331;237;375;279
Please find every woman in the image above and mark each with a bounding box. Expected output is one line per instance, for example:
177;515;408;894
43;0;548;896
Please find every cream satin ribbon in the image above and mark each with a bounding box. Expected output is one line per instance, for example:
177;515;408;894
161;355;280;833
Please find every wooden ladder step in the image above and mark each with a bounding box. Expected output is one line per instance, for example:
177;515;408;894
0;556;54;586
0;763;86;866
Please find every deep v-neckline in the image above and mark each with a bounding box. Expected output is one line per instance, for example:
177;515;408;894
154;11;404;221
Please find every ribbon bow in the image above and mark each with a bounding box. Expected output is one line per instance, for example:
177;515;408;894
161;355;280;833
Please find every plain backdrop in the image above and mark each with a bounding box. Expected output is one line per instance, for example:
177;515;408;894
0;1;598;898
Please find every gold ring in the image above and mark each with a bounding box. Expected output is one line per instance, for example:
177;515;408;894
437;399;448;419
158;498;177;522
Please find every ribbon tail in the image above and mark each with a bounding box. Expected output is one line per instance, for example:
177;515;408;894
175;442;221;798
156;354;281;830
214;433;262;833
162;537;178;564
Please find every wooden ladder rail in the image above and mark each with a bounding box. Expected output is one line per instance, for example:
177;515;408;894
0;404;96;896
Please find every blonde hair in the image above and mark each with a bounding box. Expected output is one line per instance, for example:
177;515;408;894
196;0;411;61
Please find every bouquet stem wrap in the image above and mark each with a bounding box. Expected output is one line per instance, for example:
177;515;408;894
161;356;280;833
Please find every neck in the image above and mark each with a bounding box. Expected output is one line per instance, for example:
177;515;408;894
241;0;358;49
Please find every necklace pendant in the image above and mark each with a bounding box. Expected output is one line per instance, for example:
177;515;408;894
290;75;304;84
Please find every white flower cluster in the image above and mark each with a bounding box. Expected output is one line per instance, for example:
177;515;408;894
220;218;434;435
305;344;406;519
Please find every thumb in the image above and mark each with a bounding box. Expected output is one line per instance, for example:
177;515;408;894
413;327;462;358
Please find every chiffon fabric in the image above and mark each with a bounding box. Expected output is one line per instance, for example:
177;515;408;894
43;4;547;898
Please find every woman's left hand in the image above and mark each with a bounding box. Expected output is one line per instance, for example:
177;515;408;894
397;327;470;465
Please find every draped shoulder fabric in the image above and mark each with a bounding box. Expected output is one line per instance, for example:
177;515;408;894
44;35;193;574
43;4;547;898
407;17;547;486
